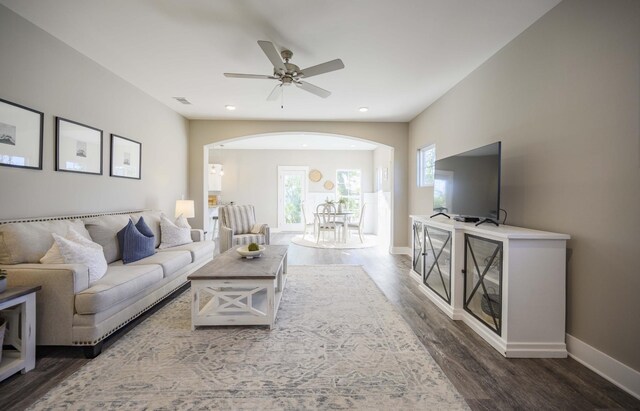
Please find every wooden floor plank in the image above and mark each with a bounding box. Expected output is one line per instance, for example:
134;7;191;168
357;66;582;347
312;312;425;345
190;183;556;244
0;234;638;410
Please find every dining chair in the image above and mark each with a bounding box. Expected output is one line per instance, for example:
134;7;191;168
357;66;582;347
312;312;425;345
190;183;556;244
300;201;315;239
316;203;340;243
345;203;367;243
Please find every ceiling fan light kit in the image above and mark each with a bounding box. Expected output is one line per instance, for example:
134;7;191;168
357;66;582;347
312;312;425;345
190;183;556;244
224;40;345;102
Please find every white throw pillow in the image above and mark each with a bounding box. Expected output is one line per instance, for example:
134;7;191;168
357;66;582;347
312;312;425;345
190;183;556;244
159;215;193;249
175;214;192;229
51;232;108;284
41;227;97;264
40;243;64;264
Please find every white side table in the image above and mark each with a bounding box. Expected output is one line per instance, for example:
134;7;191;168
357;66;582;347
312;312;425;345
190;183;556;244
0;285;41;382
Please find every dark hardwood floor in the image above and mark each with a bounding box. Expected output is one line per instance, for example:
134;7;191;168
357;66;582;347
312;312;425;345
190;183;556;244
1;233;638;410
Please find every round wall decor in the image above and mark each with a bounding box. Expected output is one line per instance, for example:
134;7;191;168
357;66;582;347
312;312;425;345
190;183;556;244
323;180;335;190
309;169;322;182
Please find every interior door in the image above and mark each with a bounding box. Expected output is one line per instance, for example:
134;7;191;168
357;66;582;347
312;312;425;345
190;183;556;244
277;166;308;231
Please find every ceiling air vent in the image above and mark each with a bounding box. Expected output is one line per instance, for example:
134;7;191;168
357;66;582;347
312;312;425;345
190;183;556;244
173;97;192;105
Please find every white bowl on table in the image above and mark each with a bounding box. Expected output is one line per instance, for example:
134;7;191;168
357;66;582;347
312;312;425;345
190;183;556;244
237;244;265;259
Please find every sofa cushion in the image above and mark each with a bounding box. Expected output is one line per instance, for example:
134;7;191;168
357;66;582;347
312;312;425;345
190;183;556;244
109;250;191;278
157;241;214;263
83;215;131;264
130;211;162;248
117;219;155;264
234;233;267;246
158;215;192;249
75;264;163;315
0;219;90;264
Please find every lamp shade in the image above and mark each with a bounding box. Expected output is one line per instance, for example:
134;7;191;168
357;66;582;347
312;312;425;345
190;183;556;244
175;200;195;219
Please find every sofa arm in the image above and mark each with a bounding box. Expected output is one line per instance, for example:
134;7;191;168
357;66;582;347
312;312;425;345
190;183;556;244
219;225;233;253
190;229;205;242
260;224;271;245
1;264;90;345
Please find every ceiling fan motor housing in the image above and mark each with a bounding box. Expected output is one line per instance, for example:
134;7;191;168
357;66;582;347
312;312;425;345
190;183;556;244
224;41;342;99
275;62;302;82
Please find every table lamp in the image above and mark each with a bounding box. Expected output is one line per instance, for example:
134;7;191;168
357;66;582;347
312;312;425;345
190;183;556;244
175;199;195;219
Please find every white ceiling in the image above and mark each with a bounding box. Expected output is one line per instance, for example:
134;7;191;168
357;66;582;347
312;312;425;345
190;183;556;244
210;133;379;151
1;0;560;122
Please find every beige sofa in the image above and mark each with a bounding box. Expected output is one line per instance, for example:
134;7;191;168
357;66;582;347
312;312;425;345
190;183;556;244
0;210;214;357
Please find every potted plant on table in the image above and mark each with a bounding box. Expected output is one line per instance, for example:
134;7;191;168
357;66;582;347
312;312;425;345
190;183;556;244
338;198;347;213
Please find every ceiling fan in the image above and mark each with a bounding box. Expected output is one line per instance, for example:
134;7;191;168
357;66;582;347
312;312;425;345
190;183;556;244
224;40;345;100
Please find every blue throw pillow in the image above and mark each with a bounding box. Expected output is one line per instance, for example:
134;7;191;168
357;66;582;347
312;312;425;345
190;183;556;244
135;216;155;238
117;219;155;264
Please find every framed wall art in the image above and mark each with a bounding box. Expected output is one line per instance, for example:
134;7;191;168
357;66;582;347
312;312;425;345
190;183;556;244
0;98;43;170
110;134;141;179
55;117;103;175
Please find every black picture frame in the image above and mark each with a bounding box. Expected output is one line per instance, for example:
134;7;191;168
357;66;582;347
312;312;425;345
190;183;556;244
55;117;103;175
110;134;141;180
0;98;44;170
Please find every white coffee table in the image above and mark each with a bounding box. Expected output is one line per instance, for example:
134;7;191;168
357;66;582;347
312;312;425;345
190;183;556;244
188;245;288;329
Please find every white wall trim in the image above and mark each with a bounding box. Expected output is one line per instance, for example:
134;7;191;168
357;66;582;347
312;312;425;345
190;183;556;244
391;246;411;255
566;334;640;400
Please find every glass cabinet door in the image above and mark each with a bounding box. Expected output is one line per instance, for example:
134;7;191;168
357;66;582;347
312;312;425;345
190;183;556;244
412;221;424;277
464;234;503;335
423;226;452;304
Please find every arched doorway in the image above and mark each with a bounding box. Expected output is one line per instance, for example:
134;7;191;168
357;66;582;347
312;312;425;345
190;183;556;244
201;132;394;251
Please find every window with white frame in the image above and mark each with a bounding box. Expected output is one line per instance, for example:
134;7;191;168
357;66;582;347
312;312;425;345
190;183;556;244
417;144;436;187
336;169;362;215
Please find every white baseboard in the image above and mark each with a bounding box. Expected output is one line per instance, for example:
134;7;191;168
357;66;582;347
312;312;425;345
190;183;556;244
566;334;640;400
391;246;411;255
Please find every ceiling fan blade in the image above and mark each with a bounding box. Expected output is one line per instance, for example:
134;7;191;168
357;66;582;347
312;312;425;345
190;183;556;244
300;59;345;78
296;81;331;98
267;84;282;101
258;40;286;72
224;73;278;79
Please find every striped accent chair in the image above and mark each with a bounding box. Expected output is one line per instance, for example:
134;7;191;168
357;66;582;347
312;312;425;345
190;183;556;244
218;205;270;253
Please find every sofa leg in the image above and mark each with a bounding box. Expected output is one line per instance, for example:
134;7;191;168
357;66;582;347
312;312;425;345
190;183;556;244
83;342;103;358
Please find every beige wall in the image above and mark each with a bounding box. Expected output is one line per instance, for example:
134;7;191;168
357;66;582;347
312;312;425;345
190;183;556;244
0;6;189;219
409;0;640;370
373;146;393;193
209;148;374;227
189;121;409;248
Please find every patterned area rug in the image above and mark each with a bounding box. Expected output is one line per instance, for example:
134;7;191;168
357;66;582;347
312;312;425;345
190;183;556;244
31;265;468;410
291;234;378;249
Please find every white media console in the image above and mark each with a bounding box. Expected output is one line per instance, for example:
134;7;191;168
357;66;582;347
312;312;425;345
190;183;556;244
411;215;570;358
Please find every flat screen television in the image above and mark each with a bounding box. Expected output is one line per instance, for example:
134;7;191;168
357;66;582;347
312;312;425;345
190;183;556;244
433;142;501;221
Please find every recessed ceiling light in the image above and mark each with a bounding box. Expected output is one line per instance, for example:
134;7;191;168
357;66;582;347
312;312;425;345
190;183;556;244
302;144;308;147
350;144;356;148
359;107;369;112
225;105;236;111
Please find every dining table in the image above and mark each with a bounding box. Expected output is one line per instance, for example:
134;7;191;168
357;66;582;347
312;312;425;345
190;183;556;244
313;211;354;243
